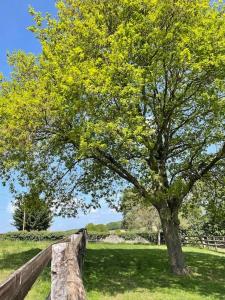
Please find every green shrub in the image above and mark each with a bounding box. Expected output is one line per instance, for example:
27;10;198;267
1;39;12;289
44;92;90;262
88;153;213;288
115;231;159;242
0;230;76;241
1;229;162;244
86;223;109;233
106;221;122;230
114;229;122;234
87;231;161;243
87;232;110;241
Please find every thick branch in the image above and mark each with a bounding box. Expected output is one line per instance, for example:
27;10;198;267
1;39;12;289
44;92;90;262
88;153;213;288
186;142;225;194
94;149;148;197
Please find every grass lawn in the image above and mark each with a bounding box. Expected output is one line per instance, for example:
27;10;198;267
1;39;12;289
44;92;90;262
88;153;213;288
0;240;51;299
0;241;224;299
84;243;225;300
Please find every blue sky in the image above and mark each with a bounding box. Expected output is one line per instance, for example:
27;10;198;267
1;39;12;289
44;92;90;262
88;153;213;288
0;1;122;233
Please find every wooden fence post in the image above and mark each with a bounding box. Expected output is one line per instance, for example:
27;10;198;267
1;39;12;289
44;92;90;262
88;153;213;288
213;237;217;251
157;231;161;246
51;234;86;300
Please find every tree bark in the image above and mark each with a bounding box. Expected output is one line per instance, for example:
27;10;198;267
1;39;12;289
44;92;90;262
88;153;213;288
158;205;189;275
23;209;26;231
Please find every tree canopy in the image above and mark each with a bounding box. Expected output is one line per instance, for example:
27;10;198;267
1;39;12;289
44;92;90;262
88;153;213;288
0;0;224;274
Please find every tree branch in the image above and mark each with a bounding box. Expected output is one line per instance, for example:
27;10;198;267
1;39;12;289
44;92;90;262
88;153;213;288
187;142;225;193
94;149;148;197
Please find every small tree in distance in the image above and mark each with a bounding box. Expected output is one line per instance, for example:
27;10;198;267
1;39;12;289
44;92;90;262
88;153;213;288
86;223;108;233
13;192;53;231
120;189;162;244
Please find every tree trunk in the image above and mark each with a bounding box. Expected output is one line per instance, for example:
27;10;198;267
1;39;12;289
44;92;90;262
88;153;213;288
158;205;189;275
22;209;26;231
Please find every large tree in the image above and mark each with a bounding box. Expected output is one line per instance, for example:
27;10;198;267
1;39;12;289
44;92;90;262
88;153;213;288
0;0;225;274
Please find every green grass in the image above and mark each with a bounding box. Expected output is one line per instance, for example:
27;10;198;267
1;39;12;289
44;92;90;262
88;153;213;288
0;241;225;299
84;243;225;300
0;240;51;299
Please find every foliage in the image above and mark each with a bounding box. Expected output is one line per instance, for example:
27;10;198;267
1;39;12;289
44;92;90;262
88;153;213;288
182;177;225;236
86;221;122;232
12;192;53;231
1;0;225;273
0;0;224;215
106;221;122;230
87;231;160;243
87;232;110;241
120;188;161;232
86;223;109;233
1;229;159;242
118;231;159;242
0;230;74;241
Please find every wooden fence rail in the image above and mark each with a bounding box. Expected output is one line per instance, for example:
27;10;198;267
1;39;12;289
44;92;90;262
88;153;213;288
50;232;86;300
0;244;52;300
0;230;223;299
182;236;225;250
0;229;87;300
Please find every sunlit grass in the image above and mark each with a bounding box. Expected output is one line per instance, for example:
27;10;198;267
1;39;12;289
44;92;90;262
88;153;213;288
84;243;225;300
0;240;51;299
0;241;224;300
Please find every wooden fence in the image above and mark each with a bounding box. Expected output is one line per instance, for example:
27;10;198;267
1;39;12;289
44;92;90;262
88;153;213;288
182;236;225;250
0;229;87;300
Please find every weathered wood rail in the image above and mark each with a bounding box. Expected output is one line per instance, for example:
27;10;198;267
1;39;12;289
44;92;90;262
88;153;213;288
50;230;87;300
182;236;225;250
0;229;87;300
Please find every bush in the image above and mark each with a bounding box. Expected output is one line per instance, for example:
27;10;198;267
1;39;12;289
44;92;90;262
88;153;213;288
0;230;76;241
106;221;122;230
86;223;109;233
117;232;160;242
87;230;162;243
1;229;163;244
87;232;110;241
114;229;122;234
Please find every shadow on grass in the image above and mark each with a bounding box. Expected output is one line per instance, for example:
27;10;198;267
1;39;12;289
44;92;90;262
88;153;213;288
84;247;225;299
0;248;42;273
0;248;51;299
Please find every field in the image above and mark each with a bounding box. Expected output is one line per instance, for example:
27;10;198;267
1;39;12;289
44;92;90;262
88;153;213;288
0;241;225;299
0;240;51;299
84;244;225;300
